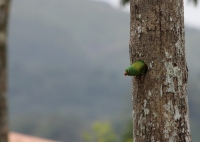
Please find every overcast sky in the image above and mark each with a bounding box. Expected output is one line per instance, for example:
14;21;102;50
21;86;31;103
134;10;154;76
94;0;200;30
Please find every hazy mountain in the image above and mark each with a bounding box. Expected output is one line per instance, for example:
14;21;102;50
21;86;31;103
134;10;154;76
7;0;200;141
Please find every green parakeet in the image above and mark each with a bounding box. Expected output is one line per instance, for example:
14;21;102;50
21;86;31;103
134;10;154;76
124;60;147;76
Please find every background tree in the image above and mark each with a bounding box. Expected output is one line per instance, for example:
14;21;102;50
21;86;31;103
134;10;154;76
126;0;192;141
0;0;11;141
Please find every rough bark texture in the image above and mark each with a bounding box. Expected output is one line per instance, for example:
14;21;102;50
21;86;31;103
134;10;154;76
0;0;10;142
130;0;192;141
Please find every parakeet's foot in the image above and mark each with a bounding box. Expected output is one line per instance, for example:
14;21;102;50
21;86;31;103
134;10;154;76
134;76;140;80
134;75;145;82
141;75;145;82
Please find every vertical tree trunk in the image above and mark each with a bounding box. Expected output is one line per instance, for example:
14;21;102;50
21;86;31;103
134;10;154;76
0;0;10;141
130;0;192;141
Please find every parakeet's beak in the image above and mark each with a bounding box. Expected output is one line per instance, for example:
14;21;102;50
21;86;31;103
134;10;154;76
124;71;128;76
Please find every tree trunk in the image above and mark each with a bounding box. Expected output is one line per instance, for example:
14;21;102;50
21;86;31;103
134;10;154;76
0;0;11;141
130;0;192;141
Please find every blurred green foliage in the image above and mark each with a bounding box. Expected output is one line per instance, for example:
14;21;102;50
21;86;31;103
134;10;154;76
120;120;133;142
82;121;117;142
82;120;134;142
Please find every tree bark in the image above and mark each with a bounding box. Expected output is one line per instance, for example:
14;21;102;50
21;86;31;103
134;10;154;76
130;0;192;141
0;0;10;141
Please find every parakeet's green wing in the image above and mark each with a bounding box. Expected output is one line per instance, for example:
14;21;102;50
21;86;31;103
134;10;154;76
133;60;147;75
138;61;147;75
131;62;142;75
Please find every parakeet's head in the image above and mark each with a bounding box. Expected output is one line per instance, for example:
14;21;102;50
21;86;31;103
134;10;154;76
124;67;131;76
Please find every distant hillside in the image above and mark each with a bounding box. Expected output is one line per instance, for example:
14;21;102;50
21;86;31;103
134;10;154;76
8;0;200;141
